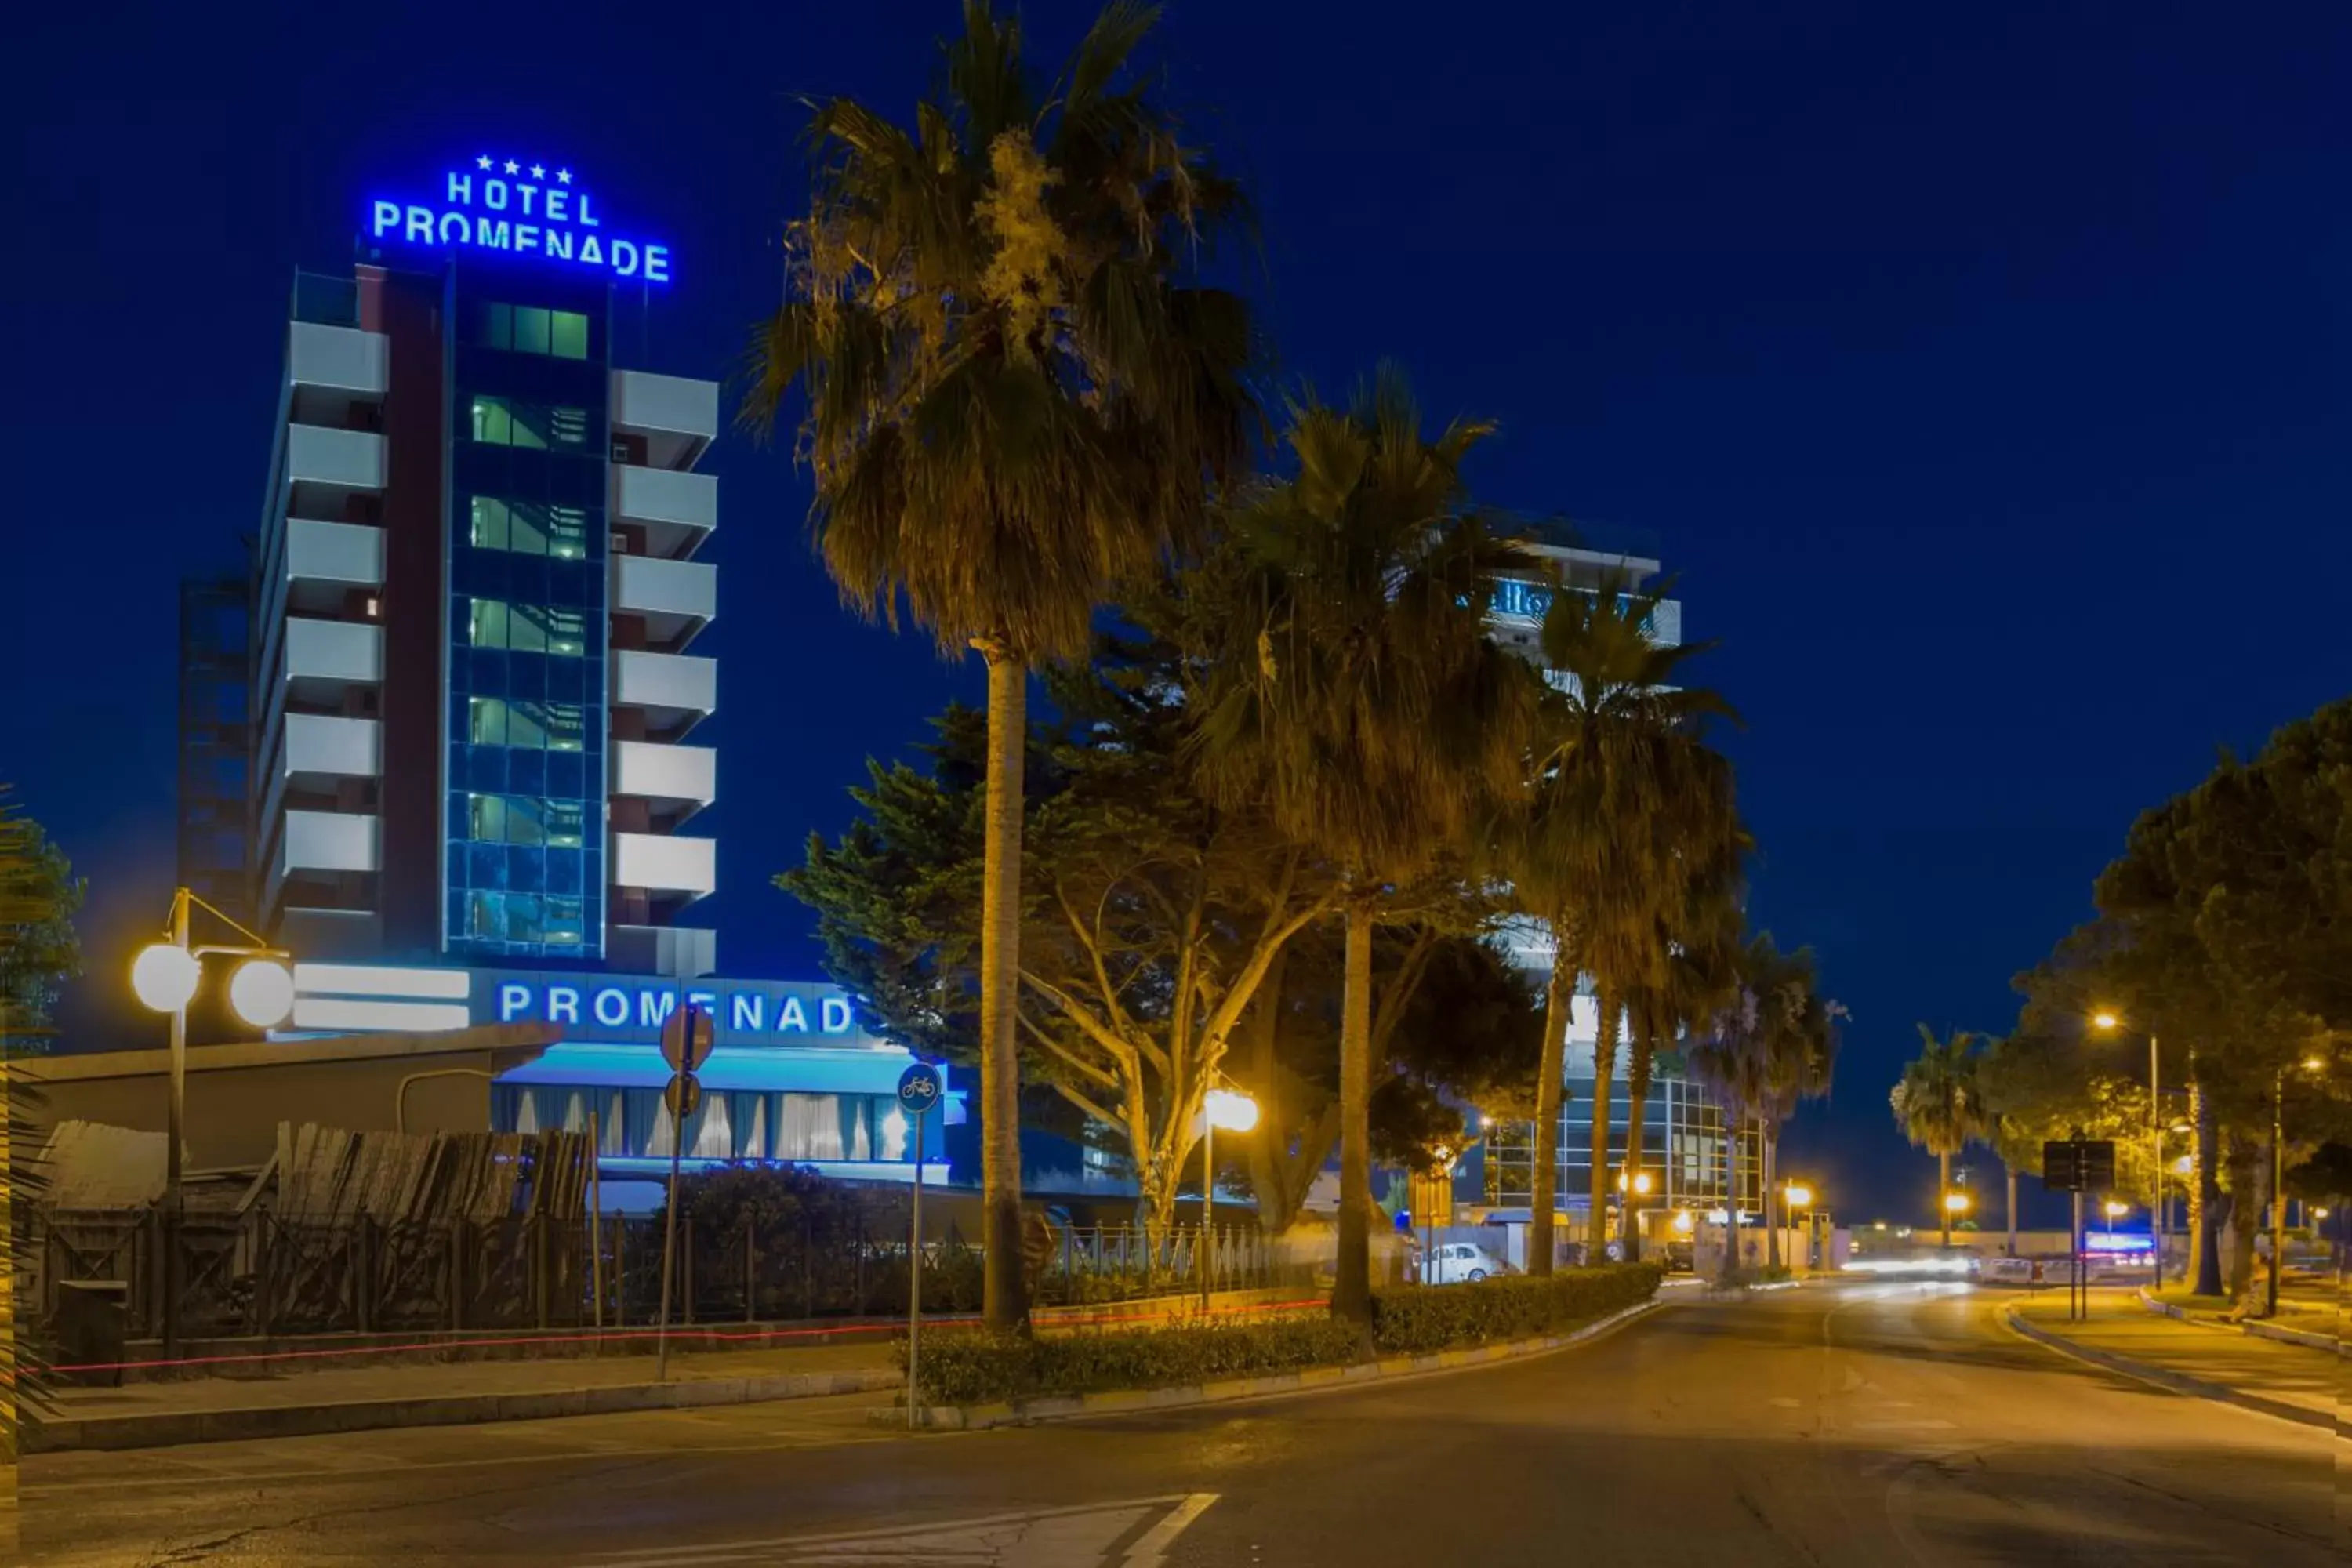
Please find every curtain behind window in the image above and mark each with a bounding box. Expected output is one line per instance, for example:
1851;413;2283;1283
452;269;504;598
775;1094;844;1160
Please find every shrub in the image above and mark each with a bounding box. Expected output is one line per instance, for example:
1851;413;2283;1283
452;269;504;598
900;1262;1663;1404
902;1316;1363;1405
1369;1263;1663;1356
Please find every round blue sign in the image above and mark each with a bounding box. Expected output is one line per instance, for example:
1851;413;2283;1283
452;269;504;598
896;1062;943;1116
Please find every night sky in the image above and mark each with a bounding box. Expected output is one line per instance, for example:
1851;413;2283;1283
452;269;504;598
8;2;2347;1221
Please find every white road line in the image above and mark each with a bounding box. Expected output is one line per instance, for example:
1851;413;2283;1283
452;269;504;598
1120;1494;1218;1565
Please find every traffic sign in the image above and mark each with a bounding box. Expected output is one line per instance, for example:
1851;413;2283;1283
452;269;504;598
896;1062;943;1116
2042;1138;2116;1192
664;1072;702;1121
661;1002;715;1073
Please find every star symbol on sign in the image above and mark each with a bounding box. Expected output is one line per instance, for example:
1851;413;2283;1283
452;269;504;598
530;162;546;179
476;154;492;170
503;159;519;174
555;168;572;185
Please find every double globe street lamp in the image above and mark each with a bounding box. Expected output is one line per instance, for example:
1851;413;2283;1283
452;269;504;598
130;887;298;1356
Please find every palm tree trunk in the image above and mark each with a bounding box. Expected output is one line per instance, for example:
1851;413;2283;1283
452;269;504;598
1586;989;1619;1264
978;645;1029;1330
1621;1008;1651;1265
2005;1163;2018;1258
1245;946;1290;1236
1719;1113;1741;1284
1333;895;1375;1322
1763;1134;1780;1272
2224;1135;2259;1310
2191;1074;2221;1297
1527;950;1570;1278
1938;1150;1951;1249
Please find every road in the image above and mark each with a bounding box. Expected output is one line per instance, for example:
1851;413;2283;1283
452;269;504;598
20;1282;2341;1566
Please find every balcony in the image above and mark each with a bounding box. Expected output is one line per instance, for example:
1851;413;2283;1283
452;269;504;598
611;649;715;740
289;322;387;401
285;519;383;613
283;713;380;782
285;619;383;706
612;831;717;901
281;810;379;875
608;924;717;978
286;424;386;514
611;369;717;470
613;465;715;560
613;740;716;807
612;554;716;650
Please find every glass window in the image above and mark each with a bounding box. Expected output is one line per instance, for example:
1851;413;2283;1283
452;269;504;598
467;793;587;848
469;598;586;657
470;496;589;557
513;305;552;356
479;301;513;350
467;890;585;946
470;696;586;750
468;396;588;452
550;310;589;360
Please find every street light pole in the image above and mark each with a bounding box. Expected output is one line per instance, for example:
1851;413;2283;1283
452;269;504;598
2149;1034;2161;1287
2267;1068;2284;1320
1200;1101;1214;1312
162;887;190;1361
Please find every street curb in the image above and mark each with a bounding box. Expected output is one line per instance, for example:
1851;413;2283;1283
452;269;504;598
2133;1286;2346;1358
24;1366;902;1455
2000;1303;2337;1434
879;1297;1664;1432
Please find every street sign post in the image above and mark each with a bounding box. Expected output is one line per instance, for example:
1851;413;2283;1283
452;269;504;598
655;1000;712;1382
897;1062;942;1428
2042;1136;2116;1321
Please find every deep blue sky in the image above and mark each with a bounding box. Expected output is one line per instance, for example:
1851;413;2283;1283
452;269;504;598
8;2;2348;1220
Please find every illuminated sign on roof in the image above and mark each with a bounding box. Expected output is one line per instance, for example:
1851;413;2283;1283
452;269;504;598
367;155;672;281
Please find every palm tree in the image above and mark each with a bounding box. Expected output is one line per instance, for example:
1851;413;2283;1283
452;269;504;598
1890;1024;1985;1248
1752;943;1840;1269
744;2;1258;1328
1689;959;1773;1283
1195;368;1538;1319
1513;572;1734;1272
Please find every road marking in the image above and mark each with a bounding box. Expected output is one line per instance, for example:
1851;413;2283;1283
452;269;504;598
580;1494;1218;1566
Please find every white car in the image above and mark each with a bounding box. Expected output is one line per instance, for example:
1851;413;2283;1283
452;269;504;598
1421;1242;1510;1284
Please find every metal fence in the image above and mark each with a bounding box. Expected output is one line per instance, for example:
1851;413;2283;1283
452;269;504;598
21;1208;1302;1343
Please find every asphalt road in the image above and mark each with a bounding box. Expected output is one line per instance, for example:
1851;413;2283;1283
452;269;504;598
20;1282;2342;1566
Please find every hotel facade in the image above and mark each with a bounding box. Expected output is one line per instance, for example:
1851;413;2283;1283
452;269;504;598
176;153;950;1179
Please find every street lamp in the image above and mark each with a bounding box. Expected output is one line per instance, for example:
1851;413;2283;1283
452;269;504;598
2091;1010;2166;1283
1944;1192;1972;1216
131;887;295;1356
1196;1080;1258;1308
2103;1200;2128;1222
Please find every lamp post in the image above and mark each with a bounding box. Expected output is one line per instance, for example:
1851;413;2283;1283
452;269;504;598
1784;1183;1815;1269
1198;1081;1258;1309
2091;1012;2163;1284
129;887;296;1357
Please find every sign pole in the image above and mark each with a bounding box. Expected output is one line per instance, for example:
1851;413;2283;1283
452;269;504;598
908;1105;924;1430
656;1091;685;1381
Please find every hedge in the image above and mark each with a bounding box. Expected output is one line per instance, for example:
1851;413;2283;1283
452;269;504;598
901;1262;1661;1406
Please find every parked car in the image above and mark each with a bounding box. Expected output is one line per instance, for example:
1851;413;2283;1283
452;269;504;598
1421;1242;1512;1284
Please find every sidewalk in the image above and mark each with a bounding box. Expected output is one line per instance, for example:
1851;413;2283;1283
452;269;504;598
2005;1290;2338;1431
27;1338;898;1454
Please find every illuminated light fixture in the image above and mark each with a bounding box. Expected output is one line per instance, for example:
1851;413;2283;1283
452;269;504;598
2316;1207;2331;1221
2301;1055;2326;1073
292;997;470;1034
2172;1154;2194;1174
131;944;203;1012
1671;1209;1693;1235
2090;1011;2121;1032
1943;1192;1972;1214
1203;1087;1259;1134
2103;1200;2129;1221
1784;1184;1813;1208
227;959;296;1028
295;963;471;1000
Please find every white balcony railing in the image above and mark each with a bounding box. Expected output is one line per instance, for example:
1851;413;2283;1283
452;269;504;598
286;424;386;492
614;465;716;558
612;740;717;805
286;519;384;587
611;369;717;470
613;554;716;647
612;831;717;897
281;810;379;874
285;618;383;684
283;713;381;779
288;323;388;396
612;649;716;719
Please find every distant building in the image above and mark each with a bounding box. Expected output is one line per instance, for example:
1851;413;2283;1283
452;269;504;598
1455;521;1762;1239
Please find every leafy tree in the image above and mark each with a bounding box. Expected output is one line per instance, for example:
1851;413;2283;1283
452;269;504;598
1889;1024;1986;1247
0;791;83;1058
746;1;1260;1328
1194;370;1538;1319
1509;571;1734;1272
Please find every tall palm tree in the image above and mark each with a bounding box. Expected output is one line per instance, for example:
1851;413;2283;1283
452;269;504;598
1514;572;1733;1272
745;2;1258;1328
1688;956;1773;1283
1752;942;1840;1269
1889;1024;1985;1248
1196;368;1537;1319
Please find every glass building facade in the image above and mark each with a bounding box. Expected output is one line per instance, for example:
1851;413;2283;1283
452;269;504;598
442;280;612;960
1476;1056;1763;1214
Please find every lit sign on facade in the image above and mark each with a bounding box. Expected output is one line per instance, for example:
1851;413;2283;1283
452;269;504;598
368;155;672;281
1490;579;1655;630
474;969;870;1047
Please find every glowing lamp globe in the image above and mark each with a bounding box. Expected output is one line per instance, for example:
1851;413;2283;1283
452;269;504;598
131;944;202;1012
228;959;296;1028
1203;1087;1259;1134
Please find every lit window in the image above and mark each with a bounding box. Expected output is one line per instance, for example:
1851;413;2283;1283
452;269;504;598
467;598;587;657
550;310;588;360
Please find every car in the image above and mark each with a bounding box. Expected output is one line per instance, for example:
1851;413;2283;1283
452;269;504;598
1421;1241;1511;1284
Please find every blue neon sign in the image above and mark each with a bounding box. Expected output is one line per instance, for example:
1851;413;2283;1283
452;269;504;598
473;970;865;1045
1491;579;1655;632
368;155;672;282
